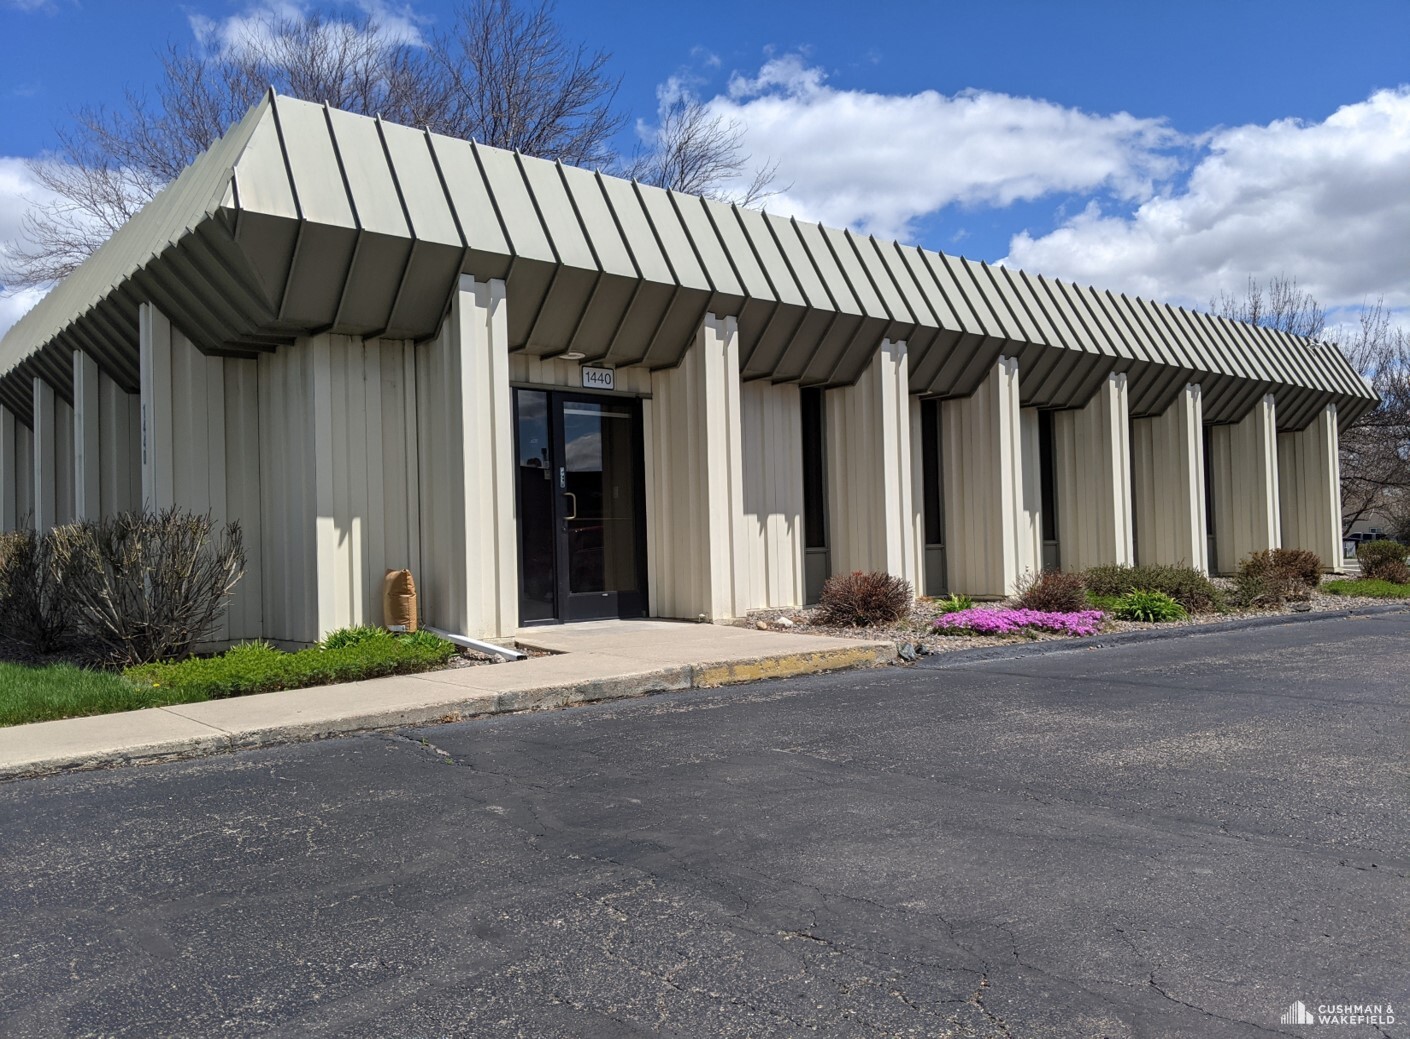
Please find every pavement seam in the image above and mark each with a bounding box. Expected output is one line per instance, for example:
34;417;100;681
156;706;236;735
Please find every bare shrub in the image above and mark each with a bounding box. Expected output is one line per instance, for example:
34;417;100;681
0;528;74;653
817;570;913;628
48;509;246;665
1014;569;1086;612
1234;552;1310;609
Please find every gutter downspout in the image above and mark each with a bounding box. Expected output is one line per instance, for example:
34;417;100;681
424;625;526;662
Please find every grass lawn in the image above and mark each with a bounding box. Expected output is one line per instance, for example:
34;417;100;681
0;630;462;728
1324;578;1410;598
0;662;203;728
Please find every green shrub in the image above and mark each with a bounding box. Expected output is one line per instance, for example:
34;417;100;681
321;625;394;650
1113;589;1187;623
0;528;73;653
1324;578;1410;598
47;509;246;665
817;570;913;627
1014;569;1086;612
126;632;458;700
1357;539;1407;571
932;593;974;615
1082;563;1223;612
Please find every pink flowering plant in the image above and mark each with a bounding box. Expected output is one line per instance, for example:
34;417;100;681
933;606;1105;638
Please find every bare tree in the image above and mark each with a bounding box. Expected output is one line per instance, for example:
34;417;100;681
1212;273;1327;339
4;1;630;287
8;10;449;285
1335;299;1410;534
1214;276;1410;535
435;0;622;169
626;95;779;207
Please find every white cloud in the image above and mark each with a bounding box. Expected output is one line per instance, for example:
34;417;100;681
700;54;1184;241
1003;88;1410;313
189;0;426;59
0;156;59;340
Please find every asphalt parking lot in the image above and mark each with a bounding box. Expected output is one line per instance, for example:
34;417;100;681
2;612;1406;1038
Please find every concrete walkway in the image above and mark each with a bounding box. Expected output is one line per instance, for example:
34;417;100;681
0;621;894;780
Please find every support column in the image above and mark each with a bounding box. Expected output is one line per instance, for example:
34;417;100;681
413;275;516;638
1131;384;1208;571
1053;372;1134;572
823;339;923;591
74;350;101;521
645;312;748;621
0;405;15;532
940;357;1038;598
32;377;56;532
139;302;175;511
1209;393;1281;573
1278;403;1342;571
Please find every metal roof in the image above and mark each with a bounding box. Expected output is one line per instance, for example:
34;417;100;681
0;91;1377;429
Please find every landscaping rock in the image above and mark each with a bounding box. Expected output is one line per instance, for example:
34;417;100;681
774;616;794;628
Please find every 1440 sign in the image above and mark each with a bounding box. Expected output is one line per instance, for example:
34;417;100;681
581;366;615;391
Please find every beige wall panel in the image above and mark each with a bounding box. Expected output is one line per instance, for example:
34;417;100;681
97;371;141;518
1018;407;1043;577
223;358;263;641
0;406;15;531
941;356;1034;598
73;351;101;521
1209;393;1281;573
14;424;33;525
823;340;923;594
1278;403;1342;571
1053;372;1134;571
138;303;175;510
53;396;75;526
259;344;318;644
415;277;516;638
32;377;56;531
645;314;749;620
509;354;652;395
1131;384;1207;570
739;380;806;610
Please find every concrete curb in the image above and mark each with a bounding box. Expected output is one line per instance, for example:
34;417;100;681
913;603;1410;669
0;642;895;781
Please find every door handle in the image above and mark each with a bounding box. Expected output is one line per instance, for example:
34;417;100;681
563;491;578;521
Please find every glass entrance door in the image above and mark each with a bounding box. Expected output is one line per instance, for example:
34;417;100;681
514;388;647;624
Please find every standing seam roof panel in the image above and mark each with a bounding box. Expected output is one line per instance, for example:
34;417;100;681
325;108;409;237
473;145;554;262
376;122;461;247
597;177;674;283
699;198;773;299
425;133;505;255
274;99;355;228
671;193;744;299
733;208;807;307
517;155;597;270
557;165;637;277
635;184;710;291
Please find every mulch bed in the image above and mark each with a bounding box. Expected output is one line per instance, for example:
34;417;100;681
735;577;1410;657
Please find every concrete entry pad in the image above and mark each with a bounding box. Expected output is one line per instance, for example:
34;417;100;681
0;621;894;779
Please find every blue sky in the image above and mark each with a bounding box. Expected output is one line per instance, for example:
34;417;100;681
2;0;1408;336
